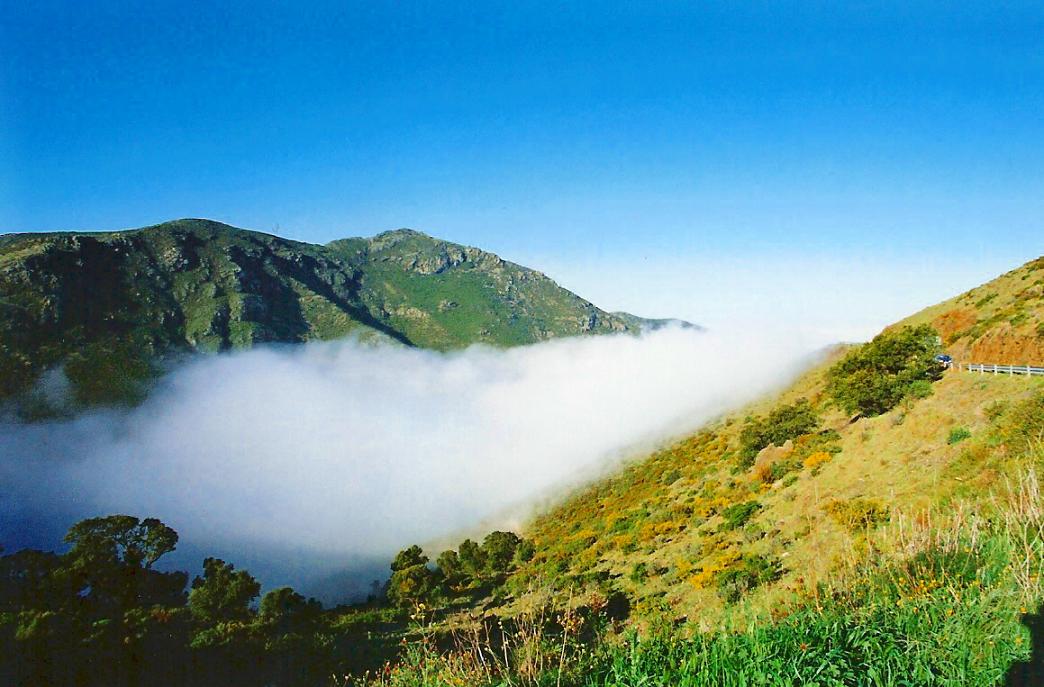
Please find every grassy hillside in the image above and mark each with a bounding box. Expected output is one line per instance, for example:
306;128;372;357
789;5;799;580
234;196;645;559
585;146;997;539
892;255;1044;365
360;257;1044;684
0;219;657;411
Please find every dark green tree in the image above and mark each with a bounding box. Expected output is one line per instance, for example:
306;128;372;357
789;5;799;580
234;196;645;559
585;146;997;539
259;587;322;632
188;558;260;623
436;549;463;586
512;539;536;566
457;539;486;579
62;515;186;610
64;515;179;570
0;548;92;619
481;531;522;576
391;545;428;572
738;399;819;466
387;546;439;607
827;324;943;416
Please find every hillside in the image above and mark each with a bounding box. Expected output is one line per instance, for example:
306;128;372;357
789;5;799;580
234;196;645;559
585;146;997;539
892;255;1044;365
0;219;661;408
4;255;1044;686
504;257;1044;622
362;256;1044;683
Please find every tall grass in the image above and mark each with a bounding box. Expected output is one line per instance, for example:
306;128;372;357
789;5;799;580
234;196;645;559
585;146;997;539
344;465;1044;686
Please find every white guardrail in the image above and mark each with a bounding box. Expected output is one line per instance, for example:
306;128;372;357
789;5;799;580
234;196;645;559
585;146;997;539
956;362;1044;377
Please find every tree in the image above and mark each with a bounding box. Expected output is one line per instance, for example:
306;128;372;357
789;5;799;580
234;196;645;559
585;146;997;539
512;539;536;566
435;550;463;585
64;515;178;570
391;545;428;572
387;564;439;608
259;587;321;632
481;531;522;577
62;515;186;610
827;325;943;416
0;550;73;612
457;539;486;579
188;558;260;624
738;399;819;466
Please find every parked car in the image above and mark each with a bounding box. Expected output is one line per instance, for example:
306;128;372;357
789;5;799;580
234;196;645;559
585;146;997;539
935;354;953;369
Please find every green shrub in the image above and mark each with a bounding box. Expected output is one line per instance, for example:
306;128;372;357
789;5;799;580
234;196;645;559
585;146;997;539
661;469;681;485
719;501;761;532
827;325;944;416
738;399;819;467
948;427;972;445
908;379;934;399
715;554;783;602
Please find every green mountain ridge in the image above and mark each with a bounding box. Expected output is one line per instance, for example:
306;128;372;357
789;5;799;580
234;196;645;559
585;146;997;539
0;218;678;408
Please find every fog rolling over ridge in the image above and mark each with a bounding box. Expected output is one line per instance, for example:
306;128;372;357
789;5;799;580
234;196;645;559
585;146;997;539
0;326;812;598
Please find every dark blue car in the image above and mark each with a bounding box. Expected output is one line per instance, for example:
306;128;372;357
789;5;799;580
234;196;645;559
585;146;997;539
935;354;953;368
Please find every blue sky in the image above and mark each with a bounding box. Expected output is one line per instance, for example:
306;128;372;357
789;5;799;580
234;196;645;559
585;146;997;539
3;1;1042;339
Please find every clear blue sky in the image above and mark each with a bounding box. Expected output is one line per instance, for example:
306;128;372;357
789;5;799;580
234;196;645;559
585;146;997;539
3;1;1042;339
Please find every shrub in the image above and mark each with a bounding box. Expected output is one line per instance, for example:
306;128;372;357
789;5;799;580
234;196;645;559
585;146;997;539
827;325;943;416
948;427;972;445
738;399;819;467
715;554;783;602
908;379;934;399
825;498;889;532
719;501;761;532
803;451;832;471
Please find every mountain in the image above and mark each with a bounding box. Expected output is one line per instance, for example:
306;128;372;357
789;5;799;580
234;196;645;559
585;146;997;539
0;219;673;407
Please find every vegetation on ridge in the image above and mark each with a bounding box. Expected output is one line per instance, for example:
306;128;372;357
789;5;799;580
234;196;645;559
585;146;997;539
0;219;661;414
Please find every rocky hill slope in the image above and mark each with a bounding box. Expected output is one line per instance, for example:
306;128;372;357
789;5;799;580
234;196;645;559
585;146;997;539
0;219;665;407
892;255;1044;365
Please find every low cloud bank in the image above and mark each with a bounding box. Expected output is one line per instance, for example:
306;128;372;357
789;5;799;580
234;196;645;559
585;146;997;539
0;327;812;598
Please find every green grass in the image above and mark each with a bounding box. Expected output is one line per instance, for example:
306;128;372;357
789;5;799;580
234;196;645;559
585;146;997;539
349;469;1044;686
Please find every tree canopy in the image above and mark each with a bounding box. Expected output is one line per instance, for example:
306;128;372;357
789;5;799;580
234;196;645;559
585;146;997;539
827;325;943;416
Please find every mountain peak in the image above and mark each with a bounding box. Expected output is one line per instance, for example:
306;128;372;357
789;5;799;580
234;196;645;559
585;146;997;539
0;219;674;408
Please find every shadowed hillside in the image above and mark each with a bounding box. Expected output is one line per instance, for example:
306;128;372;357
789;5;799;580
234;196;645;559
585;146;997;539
0;219;669;409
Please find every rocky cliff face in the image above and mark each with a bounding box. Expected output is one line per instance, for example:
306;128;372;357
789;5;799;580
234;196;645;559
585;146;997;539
0;219;662;407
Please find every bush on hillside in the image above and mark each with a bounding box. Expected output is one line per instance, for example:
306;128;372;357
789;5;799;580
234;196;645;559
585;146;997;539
738;399;820;467
715;554;783;602
826;324;943;416
825;498;889;532
719;501;762;532
387;546;440;608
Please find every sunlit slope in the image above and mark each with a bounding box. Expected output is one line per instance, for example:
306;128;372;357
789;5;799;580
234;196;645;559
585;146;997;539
891;255;1044;365
0;219;663;406
507;268;1044;628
